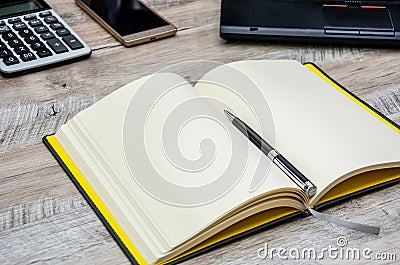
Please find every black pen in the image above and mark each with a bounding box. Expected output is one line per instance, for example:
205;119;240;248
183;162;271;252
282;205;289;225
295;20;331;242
224;110;317;197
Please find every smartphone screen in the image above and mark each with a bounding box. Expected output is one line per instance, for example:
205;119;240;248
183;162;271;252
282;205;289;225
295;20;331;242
80;0;170;37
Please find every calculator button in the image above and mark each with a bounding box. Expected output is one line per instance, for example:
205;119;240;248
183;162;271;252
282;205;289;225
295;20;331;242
13;22;27;31
37;48;52;58
0;26;11;34
50;22;64;30
14;45;29;54
20;52;36;62
41;32;55;40
0;49;12;58
25;35;39;44
30;42;45;50
24;14;37;21
62;35;84;50
18;28;33;37
0;41;7;49
34;25;49;34
56;28;70;36
8;17;21;24
29;19;43;27
44;16;58;24
39;11;52;17
8;38;23;47
47;39;68;53
3;55;19;65
3;32;17;41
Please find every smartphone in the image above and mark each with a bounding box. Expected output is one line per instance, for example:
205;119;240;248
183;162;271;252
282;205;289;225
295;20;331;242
75;0;177;46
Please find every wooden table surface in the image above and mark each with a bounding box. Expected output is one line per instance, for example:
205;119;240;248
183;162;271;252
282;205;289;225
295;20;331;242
1;0;400;264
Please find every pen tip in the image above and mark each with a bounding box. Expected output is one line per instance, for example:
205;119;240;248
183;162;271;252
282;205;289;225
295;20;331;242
224;110;235;122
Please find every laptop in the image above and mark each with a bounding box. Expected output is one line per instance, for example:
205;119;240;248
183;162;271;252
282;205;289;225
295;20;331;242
220;0;400;46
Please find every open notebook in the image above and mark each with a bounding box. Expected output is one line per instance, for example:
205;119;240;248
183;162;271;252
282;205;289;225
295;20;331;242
43;60;400;264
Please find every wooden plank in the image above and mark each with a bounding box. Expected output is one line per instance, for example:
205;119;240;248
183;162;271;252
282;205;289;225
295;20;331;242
0;200;128;264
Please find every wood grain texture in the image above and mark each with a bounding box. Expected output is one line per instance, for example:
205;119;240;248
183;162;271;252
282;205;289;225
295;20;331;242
1;0;399;264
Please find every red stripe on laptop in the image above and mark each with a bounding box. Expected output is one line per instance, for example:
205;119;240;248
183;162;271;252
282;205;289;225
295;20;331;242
361;5;386;9
322;4;348;8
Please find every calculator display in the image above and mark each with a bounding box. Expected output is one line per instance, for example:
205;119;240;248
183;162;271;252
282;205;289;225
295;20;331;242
0;1;43;17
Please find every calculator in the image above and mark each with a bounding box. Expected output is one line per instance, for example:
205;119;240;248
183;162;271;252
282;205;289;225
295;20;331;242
0;0;91;77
